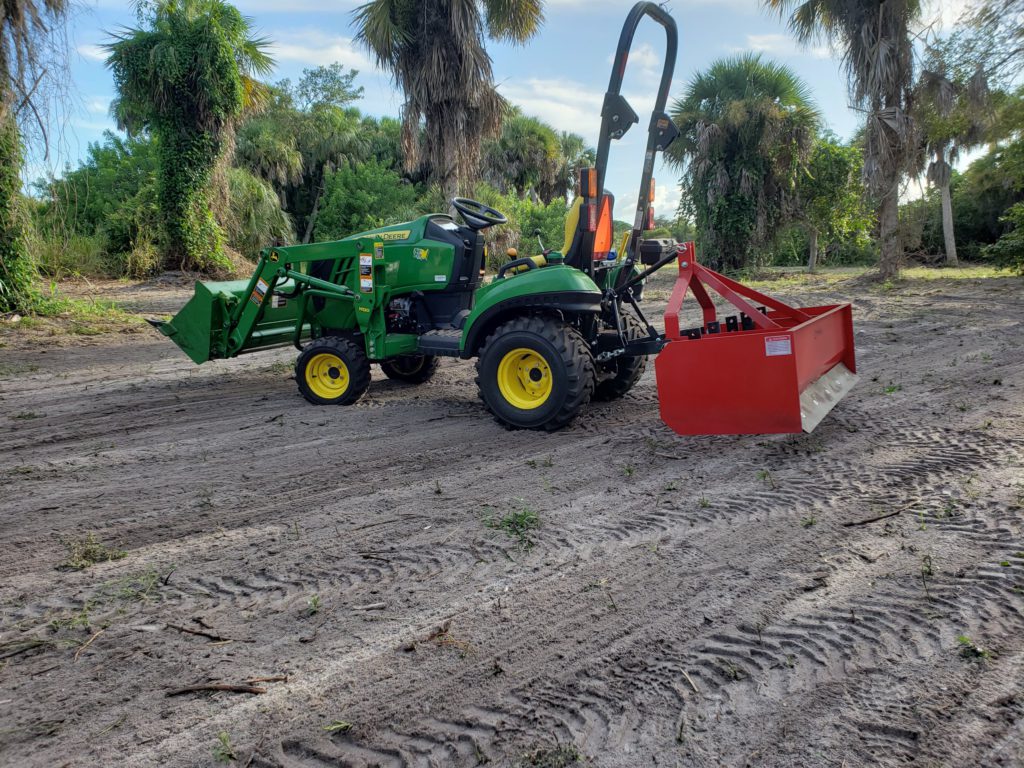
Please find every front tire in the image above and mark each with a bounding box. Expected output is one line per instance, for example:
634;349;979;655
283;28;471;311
380;354;438;384
295;336;371;406
476;316;595;431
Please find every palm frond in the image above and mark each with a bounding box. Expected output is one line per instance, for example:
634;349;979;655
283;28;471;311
482;0;543;44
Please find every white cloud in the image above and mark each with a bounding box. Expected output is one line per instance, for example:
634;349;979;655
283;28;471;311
499;78;656;145
85;97;111;114
499;78;604;143
919;0;970;33
740;33;831;60
654;176;682;216
265;30;375;71
608;42;662;77
77;44;106;62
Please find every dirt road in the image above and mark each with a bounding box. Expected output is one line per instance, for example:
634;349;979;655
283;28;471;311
1;270;1022;767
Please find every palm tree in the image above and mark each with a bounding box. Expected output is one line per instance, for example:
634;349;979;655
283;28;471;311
293;105;368;242
353;0;544;201
106;0;273;271
915;43;991;266
0;0;68;313
483;110;559;202
666;53;819;271
766;0;922;279
557;131;595;202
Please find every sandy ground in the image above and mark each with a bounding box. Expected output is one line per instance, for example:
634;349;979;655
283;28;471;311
0;269;1022;767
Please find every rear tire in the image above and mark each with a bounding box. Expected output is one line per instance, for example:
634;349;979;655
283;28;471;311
380;354;439;384
593;313;648;401
295;336;371;406
476;315;595;431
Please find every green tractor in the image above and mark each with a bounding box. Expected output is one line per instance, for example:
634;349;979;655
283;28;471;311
153;2;682;431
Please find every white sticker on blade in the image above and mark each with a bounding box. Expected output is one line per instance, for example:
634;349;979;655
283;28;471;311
765;335;792;356
359;255;372;267
434;275;446;282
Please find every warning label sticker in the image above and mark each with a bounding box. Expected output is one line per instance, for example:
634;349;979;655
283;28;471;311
360;277;374;292
249;278;270;306
764;335;792;357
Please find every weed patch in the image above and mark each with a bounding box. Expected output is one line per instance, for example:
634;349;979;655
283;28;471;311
516;743;584;767
212;732;236;763
60;533;126;570
486;506;539;551
957;635;991;661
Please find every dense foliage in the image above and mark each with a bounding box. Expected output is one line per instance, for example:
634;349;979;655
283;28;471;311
668;54;819;271
767;0;923;279
482;110;591;204
315;161;419;242
792;135;872;270
105;0;273;272
0;0;69;313
0;113;35;312
901;134;1024;270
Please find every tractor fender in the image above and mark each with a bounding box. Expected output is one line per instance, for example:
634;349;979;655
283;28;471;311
459;266;602;358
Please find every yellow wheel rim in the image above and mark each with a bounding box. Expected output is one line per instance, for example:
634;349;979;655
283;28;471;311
305;352;350;400
497;347;553;410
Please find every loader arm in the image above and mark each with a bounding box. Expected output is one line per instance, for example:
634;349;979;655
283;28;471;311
154;247;367;364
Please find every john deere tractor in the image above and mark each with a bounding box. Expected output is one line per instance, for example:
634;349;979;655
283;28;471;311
153;2;682;431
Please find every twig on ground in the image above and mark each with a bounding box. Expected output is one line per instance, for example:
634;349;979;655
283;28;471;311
841;509;902;527
243;675;288;684
0;638;51;659
166;683;265;697
682;670;700;694
74;629;104;661
353;602;386;611
165;623;232;643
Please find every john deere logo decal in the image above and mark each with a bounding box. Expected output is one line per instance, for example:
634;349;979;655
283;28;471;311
378;230;411;241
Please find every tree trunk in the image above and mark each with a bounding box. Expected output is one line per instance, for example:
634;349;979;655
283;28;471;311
302;168;325;244
940;180;958;267
877;183;901;280
0;110;36;314
440;169;456;215
807;227;819;273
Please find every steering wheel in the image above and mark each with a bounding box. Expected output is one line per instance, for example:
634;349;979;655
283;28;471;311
452;197;508;229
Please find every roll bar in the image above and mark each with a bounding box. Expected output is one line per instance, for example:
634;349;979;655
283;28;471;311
579;2;679;279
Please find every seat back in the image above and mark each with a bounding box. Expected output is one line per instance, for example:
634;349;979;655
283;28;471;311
562;192;615;268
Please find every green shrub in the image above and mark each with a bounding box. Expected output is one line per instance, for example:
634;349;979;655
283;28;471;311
983;202;1024;273
35;233;110;279
115;240;162;279
315;160;419;241
0;115;38;314
225;167;293;258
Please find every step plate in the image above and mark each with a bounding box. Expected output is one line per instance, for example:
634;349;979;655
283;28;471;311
800;362;858;433
417;330;462;357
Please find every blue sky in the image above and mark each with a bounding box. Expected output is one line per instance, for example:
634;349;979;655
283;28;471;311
54;0;960;217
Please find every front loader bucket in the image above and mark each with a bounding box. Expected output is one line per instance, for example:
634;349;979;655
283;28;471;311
654;244;857;435
151;280;247;364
